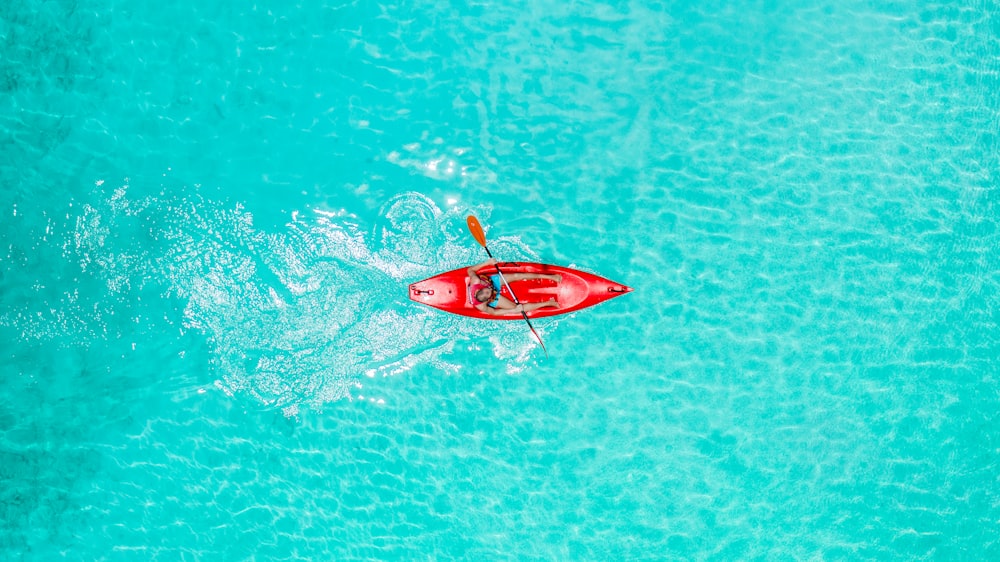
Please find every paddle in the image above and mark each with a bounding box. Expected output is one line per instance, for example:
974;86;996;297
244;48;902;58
466;215;548;357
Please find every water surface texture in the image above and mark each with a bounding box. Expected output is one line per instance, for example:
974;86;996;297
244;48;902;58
2;0;998;559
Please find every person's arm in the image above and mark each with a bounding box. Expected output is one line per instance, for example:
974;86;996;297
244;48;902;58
476;302;521;316
466;258;498;281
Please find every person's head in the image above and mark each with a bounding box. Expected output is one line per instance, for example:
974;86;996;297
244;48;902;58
475;286;495;303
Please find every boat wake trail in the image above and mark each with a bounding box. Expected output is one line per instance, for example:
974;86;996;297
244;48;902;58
66;185;539;414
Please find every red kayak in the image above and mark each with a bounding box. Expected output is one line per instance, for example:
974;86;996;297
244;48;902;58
409;262;632;320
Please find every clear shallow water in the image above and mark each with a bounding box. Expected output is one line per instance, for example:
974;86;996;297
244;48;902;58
2;0;998;559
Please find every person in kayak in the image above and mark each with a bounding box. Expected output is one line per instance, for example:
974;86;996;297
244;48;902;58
467;258;561;315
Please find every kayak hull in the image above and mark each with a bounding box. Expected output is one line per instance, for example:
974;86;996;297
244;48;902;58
408;262;632;320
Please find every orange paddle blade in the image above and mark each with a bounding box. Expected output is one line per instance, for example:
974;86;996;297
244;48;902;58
466;215;487;248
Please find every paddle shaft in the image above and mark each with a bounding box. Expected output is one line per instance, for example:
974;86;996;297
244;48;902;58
481;248;522;306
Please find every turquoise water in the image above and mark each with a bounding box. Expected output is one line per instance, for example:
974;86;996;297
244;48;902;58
2;0;998;559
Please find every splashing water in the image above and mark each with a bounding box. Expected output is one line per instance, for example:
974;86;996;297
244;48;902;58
57;185;545;414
